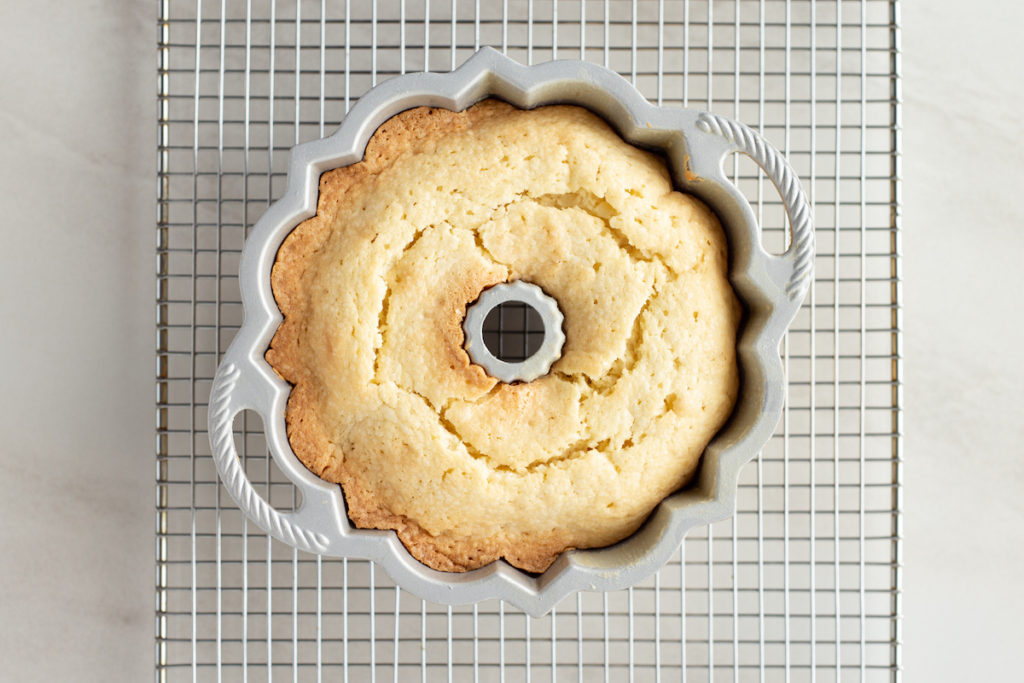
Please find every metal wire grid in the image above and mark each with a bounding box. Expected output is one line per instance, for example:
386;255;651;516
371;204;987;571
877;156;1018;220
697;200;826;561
155;0;902;680
483;302;547;363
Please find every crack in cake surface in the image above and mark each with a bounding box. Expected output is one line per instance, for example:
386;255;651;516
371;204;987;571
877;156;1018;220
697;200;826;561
370;191;672;470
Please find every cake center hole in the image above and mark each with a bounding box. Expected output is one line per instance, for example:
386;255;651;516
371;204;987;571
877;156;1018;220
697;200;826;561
463;280;564;383
482;301;546;363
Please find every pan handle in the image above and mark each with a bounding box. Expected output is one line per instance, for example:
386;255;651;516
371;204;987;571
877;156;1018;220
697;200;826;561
695;111;814;304
208;360;332;554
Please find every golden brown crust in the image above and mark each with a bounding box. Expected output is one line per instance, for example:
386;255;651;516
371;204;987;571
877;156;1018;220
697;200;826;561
266;100;739;573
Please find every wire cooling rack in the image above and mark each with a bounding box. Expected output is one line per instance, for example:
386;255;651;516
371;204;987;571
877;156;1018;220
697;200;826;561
156;0;902;679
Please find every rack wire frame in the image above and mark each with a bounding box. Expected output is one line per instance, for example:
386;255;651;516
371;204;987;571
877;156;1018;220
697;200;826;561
155;0;903;680
483;302;547;363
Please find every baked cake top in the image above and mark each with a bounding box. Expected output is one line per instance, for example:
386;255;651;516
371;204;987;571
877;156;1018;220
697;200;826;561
267;100;740;572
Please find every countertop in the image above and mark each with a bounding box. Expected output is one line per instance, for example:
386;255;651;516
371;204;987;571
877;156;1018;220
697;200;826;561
0;1;1021;679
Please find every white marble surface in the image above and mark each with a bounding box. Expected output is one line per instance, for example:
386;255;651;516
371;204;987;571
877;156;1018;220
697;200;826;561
902;2;1024;679
0;1;1021;680
0;1;153;681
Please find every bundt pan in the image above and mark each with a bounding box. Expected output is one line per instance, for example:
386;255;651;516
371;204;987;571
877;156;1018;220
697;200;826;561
208;48;812;616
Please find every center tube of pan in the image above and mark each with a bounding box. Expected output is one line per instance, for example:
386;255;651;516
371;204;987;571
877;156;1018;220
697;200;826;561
462;280;565;384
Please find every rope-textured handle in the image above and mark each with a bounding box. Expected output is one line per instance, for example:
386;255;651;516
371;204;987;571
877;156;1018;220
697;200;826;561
697;112;813;301
209;362;329;553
